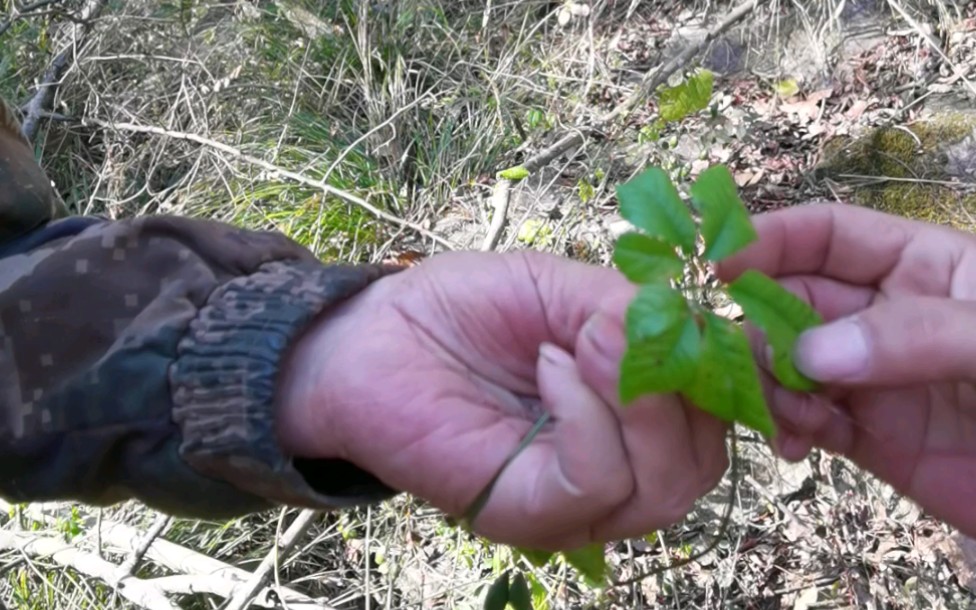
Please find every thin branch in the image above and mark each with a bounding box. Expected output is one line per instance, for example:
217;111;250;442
20;0;107;142
79;115;456;250
117;513;170;576
480;0;765;252
224;508;319;610
480;177;511;251
0;530;180;610
0;0;66;37
0;500;329;609
885;0;976;99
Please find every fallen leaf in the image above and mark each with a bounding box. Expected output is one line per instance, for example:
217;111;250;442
793;586;819;610
806;88;834;104
733;169;763;187
945;533;976;594
846;99;870;120
780;99;822;123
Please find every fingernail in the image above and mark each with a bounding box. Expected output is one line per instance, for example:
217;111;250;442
540;342;574;367
582;311;626;363
795;317;869;381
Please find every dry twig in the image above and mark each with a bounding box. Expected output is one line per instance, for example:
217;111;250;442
0;530;180;610
0;0;67;37
19;0;106;142
78;116;456;250
224;508;320;610
0;500;330;609
481;0;765;252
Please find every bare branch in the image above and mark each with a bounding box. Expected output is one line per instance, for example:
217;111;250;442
0;500;330;609
224;508;319;610
79;116;456;251
0;0;67;37
117;513;170;577
19;0;107;142
0;530;180;610
481;0;765;252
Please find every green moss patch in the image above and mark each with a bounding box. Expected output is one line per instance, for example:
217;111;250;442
816;113;976;231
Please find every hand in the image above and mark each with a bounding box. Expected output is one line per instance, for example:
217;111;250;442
717;203;976;537
276;250;729;551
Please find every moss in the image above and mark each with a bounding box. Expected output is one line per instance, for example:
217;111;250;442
815;112;976;233
858;183;976;231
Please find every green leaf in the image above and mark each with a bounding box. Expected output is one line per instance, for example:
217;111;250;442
612;232;684;283
562;543;607;587
619;284;701;402
508;573;533;610
616;166;697;254
658;69;714;123
690;164;757;262
528;573;550;610
483;572;510;610
682;312;776;438
726;270;824;392
517;548;554;568
499;165;530;181
774;78;800;98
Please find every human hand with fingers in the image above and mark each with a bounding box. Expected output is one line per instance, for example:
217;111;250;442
717;202;976;537
276;250;730;551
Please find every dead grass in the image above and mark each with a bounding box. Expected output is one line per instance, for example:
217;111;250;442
1;0;975;609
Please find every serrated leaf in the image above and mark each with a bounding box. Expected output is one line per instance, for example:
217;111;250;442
499;165;530;181
690;164;757;261
612;232;684;283
683;312;775;437
563;543;606;587
619;284;701;402
616;166;697;254
509;573;533;610
726;270;824;392
483;572;510;610
517;548;554;568
658;69;714;123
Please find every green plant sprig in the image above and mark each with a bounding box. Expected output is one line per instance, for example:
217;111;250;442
473;71;824;608
612;163;823;437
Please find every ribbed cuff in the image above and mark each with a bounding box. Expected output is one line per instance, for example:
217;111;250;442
170;259;403;512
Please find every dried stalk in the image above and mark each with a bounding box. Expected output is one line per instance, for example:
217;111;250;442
20;0;106;142
79;116;455;250
0;530;180;610
224;508;320;610
481;0;765;252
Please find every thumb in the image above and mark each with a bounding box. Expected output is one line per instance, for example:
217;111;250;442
794;297;976;386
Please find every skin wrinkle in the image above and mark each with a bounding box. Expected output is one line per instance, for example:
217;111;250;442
418;257;539;393
398;403;515;516
391;276;540;418
516;251;563;356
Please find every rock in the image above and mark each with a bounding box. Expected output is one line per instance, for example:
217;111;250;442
814;111;976;232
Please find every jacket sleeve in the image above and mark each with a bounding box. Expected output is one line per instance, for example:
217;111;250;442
0;214;404;519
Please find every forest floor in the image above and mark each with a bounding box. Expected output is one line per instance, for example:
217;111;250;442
2;0;976;609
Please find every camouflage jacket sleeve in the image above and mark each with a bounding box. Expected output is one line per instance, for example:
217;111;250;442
0;214;404;519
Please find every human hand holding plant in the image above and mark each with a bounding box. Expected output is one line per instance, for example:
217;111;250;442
274;248;731;552
717;202;976;538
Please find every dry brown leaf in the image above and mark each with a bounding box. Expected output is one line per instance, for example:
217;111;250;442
734;168;764;187
945;533;976;594
846;99;870;120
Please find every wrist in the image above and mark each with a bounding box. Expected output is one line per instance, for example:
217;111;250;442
274;269;398;461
